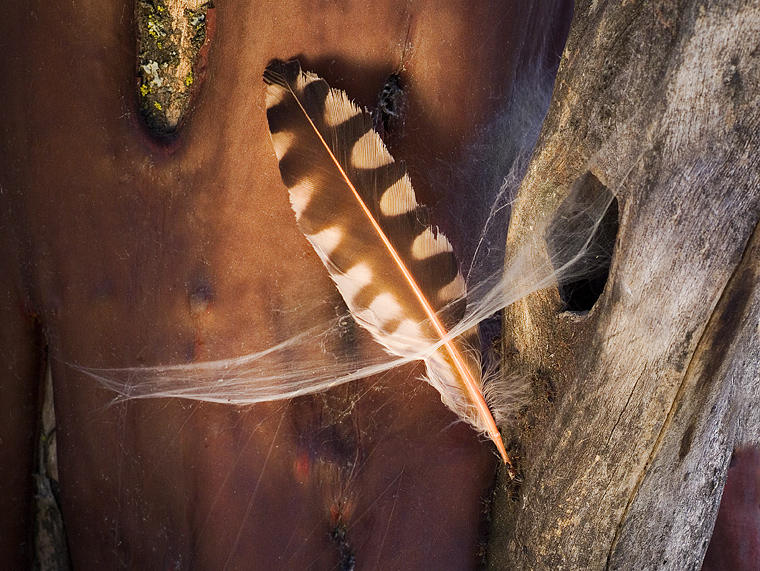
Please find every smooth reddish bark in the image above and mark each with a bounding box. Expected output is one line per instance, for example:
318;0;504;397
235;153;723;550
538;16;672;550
0;1;570;568
703;447;760;571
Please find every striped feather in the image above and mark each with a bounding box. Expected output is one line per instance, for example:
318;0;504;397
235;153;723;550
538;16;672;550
264;60;510;466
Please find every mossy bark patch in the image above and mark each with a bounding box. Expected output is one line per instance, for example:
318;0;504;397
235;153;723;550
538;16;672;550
136;0;213;134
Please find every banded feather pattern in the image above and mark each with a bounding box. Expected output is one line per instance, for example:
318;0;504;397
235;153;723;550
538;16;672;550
263;60;509;465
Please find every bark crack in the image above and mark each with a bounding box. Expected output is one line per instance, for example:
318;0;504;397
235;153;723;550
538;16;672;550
605;365;646;447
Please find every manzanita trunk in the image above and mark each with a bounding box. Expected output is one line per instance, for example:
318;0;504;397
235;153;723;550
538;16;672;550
0;0;570;569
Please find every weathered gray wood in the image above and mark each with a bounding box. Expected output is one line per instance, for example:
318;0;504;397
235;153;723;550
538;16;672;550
487;0;760;569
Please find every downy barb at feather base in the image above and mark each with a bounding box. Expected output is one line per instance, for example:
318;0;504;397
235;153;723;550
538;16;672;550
263;59;510;466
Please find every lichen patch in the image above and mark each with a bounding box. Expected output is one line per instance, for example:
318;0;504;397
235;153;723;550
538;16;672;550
136;0;213;134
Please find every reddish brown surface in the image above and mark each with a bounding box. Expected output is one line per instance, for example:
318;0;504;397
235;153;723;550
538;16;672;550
702;446;760;571
0;1;570;569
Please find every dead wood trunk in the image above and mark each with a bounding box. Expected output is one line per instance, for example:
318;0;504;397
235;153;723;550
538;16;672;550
487;1;760;569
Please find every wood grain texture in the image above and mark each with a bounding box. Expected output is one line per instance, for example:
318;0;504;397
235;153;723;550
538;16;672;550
487;0;760;569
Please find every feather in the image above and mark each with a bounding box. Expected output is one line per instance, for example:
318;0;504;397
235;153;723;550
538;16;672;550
263;59;510;466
